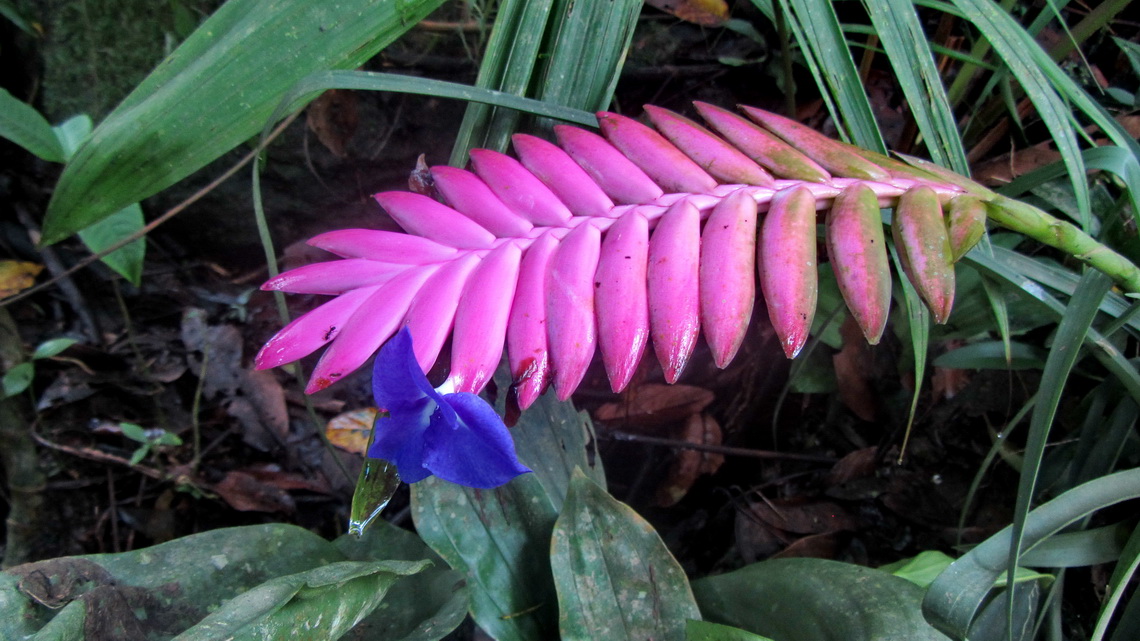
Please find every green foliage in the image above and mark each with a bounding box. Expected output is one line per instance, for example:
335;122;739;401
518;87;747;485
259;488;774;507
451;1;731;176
0;524;428;640
551;471;700;641
1;337;77;398
42;0;449;245
693;557;952;641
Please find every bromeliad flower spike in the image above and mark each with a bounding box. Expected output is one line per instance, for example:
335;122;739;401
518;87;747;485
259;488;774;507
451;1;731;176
255;102;1140;410
368;327;530;488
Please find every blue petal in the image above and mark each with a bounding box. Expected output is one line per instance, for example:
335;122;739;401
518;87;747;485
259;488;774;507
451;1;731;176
423;392;531;489
367;399;433;483
372;327;443;413
370;328;449;482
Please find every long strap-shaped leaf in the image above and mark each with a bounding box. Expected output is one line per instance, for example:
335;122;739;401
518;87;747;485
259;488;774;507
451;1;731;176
255;102;1140;410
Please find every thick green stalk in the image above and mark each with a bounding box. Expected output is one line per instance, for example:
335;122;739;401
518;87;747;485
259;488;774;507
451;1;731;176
986;196;1140;292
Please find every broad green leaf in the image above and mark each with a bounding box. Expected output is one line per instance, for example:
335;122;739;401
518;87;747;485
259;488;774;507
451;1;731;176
412;474;560;641
881;550;1050;589
686;619;775;641
0;524;348;639
410;381;603;641
174;559;428;641
1;362;33;398
52;113;147;284
31;338;77;360
43;0;448;244
551;471;699;641
498;368;606;511
693;557;951;641
334;520;468;641
923;468;1140;638
76;204;147;284
0;88;65;163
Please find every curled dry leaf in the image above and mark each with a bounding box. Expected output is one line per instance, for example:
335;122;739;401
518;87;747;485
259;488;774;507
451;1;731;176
0;260;43;299
656;412;725;507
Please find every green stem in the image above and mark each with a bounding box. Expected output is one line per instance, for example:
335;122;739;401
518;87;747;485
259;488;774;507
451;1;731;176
986;196;1140;292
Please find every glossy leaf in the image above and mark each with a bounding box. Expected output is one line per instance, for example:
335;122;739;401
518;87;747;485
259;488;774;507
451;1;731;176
551;470;700;641
43;0;448;244
693;558;950;641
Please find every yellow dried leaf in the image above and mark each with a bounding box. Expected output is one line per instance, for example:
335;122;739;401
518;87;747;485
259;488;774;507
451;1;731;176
0;261;43;299
646;0;729;26
325;408;378;455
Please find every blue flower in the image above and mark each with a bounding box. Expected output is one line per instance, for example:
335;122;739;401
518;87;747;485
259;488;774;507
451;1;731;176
367;328;531;488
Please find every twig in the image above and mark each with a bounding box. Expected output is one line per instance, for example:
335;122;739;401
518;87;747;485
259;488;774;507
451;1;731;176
605;430;838;464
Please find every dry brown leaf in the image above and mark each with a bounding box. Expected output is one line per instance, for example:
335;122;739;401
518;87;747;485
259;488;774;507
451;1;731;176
744;497;856;535
594;383;714;429
211;470;296;513
825;447;878;486
772;531;841;560
326;408;378;455
0;260;43;299
832;316;878;421
646;0;729;26
307;89;359;158
656;413;725;506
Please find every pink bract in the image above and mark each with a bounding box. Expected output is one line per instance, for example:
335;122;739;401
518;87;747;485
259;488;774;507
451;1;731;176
257;102;969;407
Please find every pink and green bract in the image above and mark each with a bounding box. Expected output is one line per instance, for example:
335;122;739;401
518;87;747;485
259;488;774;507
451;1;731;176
255;102;977;410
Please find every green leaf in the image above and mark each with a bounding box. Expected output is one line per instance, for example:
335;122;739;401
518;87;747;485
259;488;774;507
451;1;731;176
949;0;1091;228
31;338;78;360
932;341;1047;370
118;421;148;443
693;557;951;641
334;520;469;641
1005;269;1111;617
411;474;560;641
534;0;642;118
42;0;448;244
175;559;428;641
551;470;700;641
76;204;147;285
450;0;556;163
0;88;66;163
923;468;1140;638
50;114;149;284
861;0;969;173
1;362;34;397
686;619;775;641
498;368;606;511
1093;521;1140;641
0;524;349;639
0;0;37;36
781;0;885;152
410;381;603;641
881;550;1051;589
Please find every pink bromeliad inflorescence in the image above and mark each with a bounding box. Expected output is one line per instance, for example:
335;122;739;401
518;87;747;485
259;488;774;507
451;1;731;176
255;102;978;412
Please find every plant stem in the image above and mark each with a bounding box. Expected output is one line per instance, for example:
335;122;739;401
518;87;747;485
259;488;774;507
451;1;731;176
986;196;1140;292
